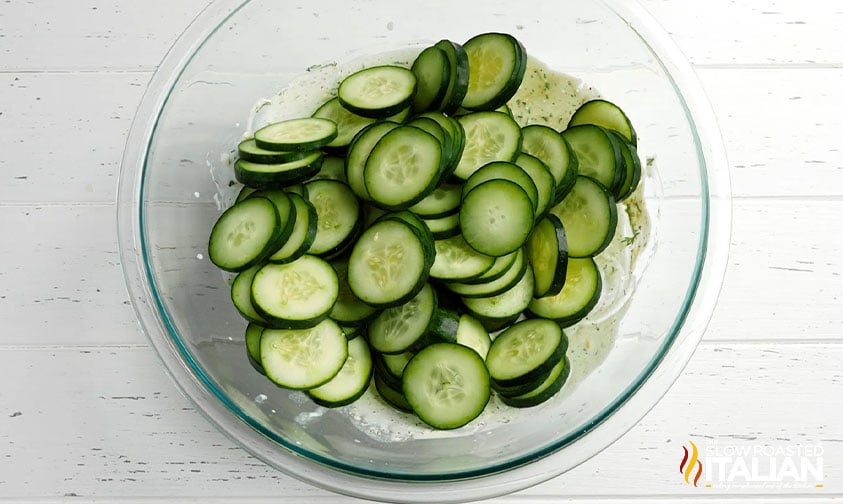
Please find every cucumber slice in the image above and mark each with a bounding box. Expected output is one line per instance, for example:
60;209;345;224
561;124;622;193
407;116;452;173
403;342;491;429
568;99;637;146
454;111;522;180
378;351;414;384
374;210;436;267
208;197;283;272
460;179;534;256
446;248;526;298
238;138;312;164
526;213;568;298
430;234;494;282
308;335;372;407
485;318;564;389
231;264;268;325
549;175;617;258
462;266;534;321
367;283;436;354
329;258;378;327
610;131;642;201
260;319;348;390
246;189;296;246
422;212;461;240
313;97;409;149
455;313;491;360
244;322;265;374
251;256;339;329
458;249;519;285
499;356;571;408
254;117;338;152
311;155;347;183
462;161;539;213
304;179;362;256
433;39;469;114
235;186;257;203
345;121;400;200
234;151;323;188
515;153;556;218
374;372;413;412
520;125;578;203
338;65;417;119
267;192;317;264
408;183;462;218
364;125;442;209
411;46;451;113
348;219;431;307
462;32;527;111
526;257;602;327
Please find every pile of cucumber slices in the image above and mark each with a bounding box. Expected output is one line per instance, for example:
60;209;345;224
208;32;641;430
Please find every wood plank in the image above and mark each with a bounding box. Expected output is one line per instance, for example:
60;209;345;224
641;0;843;66
697;68;843;197
0;72;150;203
0;343;839;498
1;197;839;346
0;0;210;71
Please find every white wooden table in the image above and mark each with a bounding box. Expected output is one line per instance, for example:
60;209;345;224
1;1;841;502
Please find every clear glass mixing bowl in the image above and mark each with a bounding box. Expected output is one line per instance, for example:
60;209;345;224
117;0;731;501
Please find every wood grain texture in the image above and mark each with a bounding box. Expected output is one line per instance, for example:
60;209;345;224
0;343;839;499
0;0;210;71
640;0;843;66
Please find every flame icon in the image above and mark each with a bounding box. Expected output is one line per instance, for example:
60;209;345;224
680;440;703;487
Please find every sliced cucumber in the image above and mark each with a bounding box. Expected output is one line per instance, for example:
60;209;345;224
462;161;539;213
433;39;469;114
454;111;522;180
235;185;257;203
254;117;338;152
430;234;494;282
561;124;622;193
462;32;527;111
348;219;431;307
527;257;601;327
339;65;417;119
208;196;283;272
267;192;317;264
244;322;265;374
460;179;534;256
260;319;348;390
446;247;526;298
515;153;556;218
526;213;568;298
246;189;296;245
485;318;564;389
458;249;519;285
610;131;642;201
422;212;461;240
520;125;578;203
251;256;339;329
462;266;534;321
305;179;362;256
313;97;409;149
411;45;451;113
345;121;400;200
329;258;378;327
374;372;413;412
403;342;490;429
568;99;637;146
549;175;617;258
234;151;323;188
311;155;347;183
364;125;442;209
499;356;570;408
231;264;268;325
408;183;462;218
367;283;436;354
456;313;491;360
238;138;311;164
308;335;372;407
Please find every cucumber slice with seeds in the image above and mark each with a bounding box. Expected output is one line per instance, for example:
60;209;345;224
486;318;564;389
411;46;451;113
208;197;283;272
454;111;522;180
313;97;409;149
254;117;338;151
403;342;490;429
527;257;602;327
568;99;637;146
308;335;372;407
460;179;534;256
561;124;622;193
526;213;568;298
338;65;417;119
462;266;534;321
409;183;462;218
305;179;362;256
260;319;347;390
268;192;317;264
515;153;556;218
367;283;436;354
462;161;539;213
430;234;494;282
251;256;339;329
462;32;527;111
549;175;617;258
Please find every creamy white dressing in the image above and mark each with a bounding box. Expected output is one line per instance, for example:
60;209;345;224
217;47;655;441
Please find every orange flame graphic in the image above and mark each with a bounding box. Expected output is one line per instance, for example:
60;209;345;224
679;440;703;487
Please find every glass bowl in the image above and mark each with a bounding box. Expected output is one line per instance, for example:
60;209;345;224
117;0;731;502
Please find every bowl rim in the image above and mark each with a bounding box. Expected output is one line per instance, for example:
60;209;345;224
117;0;732;501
